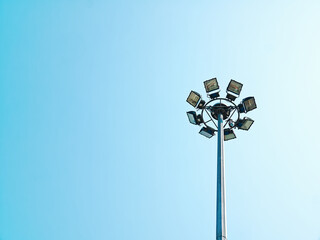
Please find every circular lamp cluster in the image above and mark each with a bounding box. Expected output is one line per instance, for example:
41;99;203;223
186;78;257;141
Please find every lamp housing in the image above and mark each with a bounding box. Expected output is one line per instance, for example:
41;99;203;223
227;80;243;96
242;96;257;112
224;129;236;141
204;78;219;93
186;111;203;125
237;117;254;130
186;91;201;108
199;127;215;138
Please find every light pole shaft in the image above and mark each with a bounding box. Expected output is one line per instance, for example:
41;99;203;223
216;113;227;240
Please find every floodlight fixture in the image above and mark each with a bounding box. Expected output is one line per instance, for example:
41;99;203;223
187;111;203;125
186;91;201;107
242;97;257;112
187;111;197;125
224;129;236;141
227;79;243;96
204;78;219;93
237;117;254;130
199;127;215;138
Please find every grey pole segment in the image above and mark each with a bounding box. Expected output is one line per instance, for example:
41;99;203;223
216;113;227;240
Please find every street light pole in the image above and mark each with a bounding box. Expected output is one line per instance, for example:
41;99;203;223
186;78;257;240
216;113;227;240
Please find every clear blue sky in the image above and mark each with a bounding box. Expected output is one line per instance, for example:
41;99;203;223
1;1;320;240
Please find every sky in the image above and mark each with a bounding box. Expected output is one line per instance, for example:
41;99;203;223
1;1;320;240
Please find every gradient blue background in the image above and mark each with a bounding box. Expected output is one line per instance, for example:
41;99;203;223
1;1;320;240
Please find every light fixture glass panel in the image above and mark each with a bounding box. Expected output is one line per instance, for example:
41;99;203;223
243;97;257;112
239;118;254;130
204;78;219;93
187;111;197;125
224;129;236;141
227;80;243;95
186;91;201;107
199;127;215;138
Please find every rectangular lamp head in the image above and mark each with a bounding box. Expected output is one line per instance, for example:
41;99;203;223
224;129;236;141
204;78;219;93
243;96;257;112
186;91;201;107
237;117;254;130
227;79;243;96
199;127;215;138
187;111;197;125
187;111;203;125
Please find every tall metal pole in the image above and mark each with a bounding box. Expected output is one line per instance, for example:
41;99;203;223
187;79;256;240
216;113;227;240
